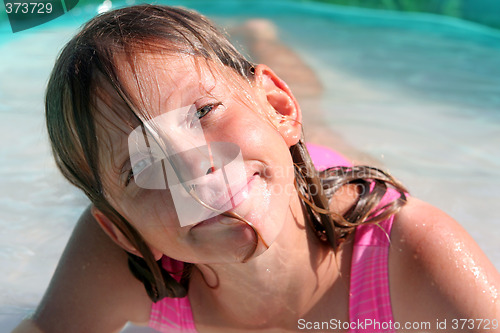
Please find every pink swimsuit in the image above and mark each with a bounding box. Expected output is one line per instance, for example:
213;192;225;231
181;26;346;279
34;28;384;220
149;144;398;333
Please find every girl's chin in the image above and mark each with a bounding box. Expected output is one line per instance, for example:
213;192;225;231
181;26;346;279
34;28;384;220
187;217;284;263
186;178;290;263
188;218;258;263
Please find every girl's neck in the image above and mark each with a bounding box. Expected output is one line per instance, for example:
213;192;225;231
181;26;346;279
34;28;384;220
188;194;350;331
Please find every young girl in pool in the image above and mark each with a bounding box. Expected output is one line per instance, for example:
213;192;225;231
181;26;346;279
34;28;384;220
13;4;499;333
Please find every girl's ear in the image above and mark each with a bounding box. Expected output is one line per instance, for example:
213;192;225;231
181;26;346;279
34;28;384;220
254;64;302;146
90;205;163;261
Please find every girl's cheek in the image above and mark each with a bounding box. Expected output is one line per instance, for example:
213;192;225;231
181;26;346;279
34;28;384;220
120;189;179;226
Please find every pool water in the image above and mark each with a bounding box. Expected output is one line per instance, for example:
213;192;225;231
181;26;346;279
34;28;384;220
1;1;499;331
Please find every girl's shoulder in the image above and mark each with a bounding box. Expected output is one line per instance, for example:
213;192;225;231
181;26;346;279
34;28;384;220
30;207;152;332
389;197;499;326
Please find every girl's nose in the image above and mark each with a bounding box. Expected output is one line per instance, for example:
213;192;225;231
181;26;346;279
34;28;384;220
165;143;218;185
164;141;247;227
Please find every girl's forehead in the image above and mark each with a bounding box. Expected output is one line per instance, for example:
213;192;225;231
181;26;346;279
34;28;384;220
116;54;226;111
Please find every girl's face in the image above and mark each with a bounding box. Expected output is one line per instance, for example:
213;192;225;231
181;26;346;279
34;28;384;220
97;54;301;264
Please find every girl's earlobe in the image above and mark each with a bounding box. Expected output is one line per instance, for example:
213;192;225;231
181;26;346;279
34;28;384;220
254;64;302;146
90;205;163;261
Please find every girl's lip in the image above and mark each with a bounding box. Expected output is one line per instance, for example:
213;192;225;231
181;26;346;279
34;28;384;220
190;174;257;229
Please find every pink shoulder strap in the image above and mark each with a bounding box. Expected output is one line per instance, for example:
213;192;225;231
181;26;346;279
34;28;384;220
305;143;351;170
308;143;398;331
348;189;400;333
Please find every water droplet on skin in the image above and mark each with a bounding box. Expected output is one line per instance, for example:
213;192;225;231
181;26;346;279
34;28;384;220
489;285;498;300
262;184;271;205
451;239;498;301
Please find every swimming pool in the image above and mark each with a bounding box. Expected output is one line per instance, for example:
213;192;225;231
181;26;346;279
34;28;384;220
1;0;499;331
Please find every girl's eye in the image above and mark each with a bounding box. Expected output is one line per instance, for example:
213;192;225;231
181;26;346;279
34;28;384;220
125;170;134;186
195;102;221;119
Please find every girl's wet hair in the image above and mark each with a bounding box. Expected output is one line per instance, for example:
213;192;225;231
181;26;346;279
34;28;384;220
46;4;407;302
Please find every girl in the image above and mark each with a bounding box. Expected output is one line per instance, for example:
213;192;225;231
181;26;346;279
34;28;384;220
13;4;499;333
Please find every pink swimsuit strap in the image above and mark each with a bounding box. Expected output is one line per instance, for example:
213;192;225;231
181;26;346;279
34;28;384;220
348;189;399;333
149;143;398;333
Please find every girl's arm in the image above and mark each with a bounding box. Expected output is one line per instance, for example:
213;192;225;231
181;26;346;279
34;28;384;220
12;206;152;333
390;197;499;331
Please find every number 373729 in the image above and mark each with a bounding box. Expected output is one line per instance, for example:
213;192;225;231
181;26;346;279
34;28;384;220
5;2;53;14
